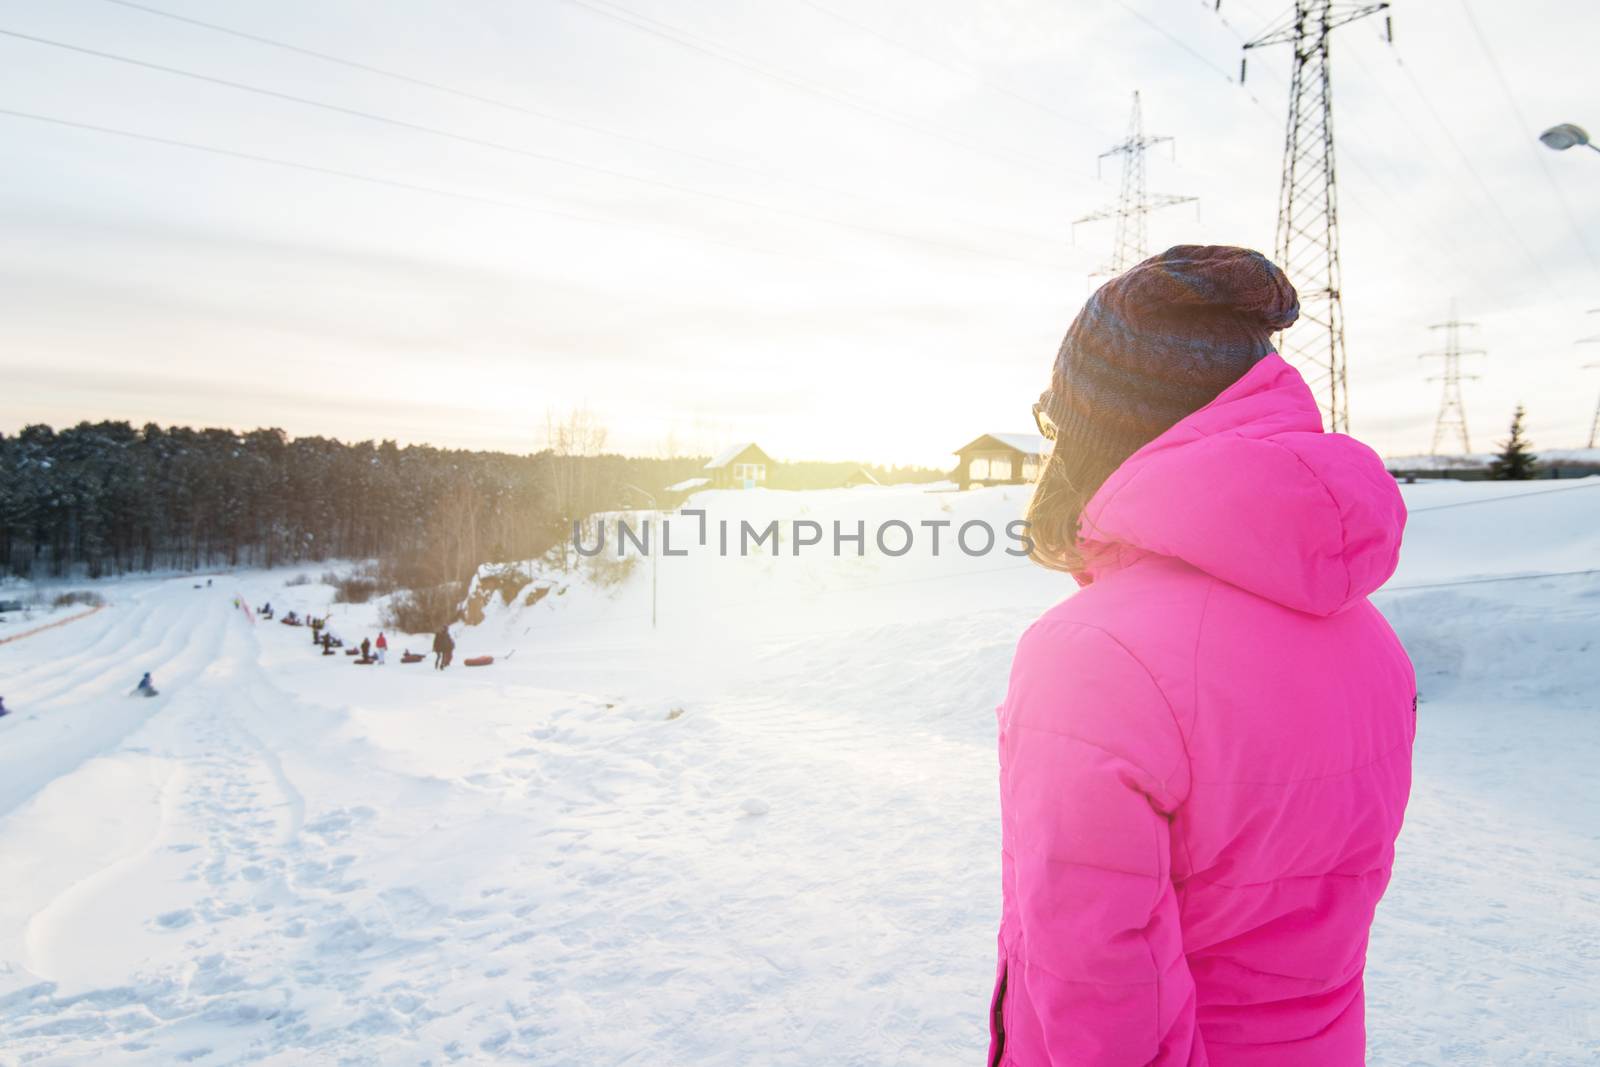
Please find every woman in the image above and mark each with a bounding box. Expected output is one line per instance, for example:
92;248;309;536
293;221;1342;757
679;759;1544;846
991;246;1414;1066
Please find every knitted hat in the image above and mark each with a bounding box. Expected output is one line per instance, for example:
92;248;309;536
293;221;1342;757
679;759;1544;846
1038;245;1299;481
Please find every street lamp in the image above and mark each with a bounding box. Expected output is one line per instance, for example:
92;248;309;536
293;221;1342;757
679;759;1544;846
1539;123;1599;155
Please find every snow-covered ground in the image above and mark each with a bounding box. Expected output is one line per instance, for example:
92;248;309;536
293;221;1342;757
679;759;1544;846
0;479;1597;1065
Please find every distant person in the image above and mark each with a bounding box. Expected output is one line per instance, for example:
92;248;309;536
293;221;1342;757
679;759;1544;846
432;627;454;670
133;672;158;698
0;695;9;718
990;247;1414;1066
360;636;371;662
375;632;388;665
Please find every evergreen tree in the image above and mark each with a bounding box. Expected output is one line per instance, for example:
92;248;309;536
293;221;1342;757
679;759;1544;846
1489;405;1538;481
0;420;945;583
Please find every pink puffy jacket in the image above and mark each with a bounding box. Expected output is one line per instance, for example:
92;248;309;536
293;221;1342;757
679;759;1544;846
992;354;1415;1066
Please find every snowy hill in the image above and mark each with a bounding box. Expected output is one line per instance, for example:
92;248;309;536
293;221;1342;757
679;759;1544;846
0;479;1597;1065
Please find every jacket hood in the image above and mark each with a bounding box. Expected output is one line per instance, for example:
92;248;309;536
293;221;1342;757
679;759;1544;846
1073;353;1405;616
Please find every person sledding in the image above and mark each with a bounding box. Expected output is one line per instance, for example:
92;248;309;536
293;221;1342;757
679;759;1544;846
432;626;454;670
374;632;388;665
133;672;158;698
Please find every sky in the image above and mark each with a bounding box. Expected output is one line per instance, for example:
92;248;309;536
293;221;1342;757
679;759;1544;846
2;0;1598;466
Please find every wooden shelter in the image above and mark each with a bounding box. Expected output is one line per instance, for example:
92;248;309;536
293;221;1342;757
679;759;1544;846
953;433;1047;490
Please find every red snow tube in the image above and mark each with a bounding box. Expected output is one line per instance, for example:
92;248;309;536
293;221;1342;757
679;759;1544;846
400;653;425;664
463;655;494;668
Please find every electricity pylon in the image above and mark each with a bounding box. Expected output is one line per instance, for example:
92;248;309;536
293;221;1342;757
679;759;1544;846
1420;300;1483;456
1581;309;1600;450
1242;1;1392;434
1583;360;1600;450
1073;91;1197;279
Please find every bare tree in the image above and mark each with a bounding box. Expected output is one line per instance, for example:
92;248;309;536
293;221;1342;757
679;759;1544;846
545;408;612;572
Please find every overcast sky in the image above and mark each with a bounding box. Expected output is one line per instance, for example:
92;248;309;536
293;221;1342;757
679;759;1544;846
2;0;1597;465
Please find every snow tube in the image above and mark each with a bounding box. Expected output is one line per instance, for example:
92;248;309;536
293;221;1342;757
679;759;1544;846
353;658;375;666
463;655;494;668
401;653;425;664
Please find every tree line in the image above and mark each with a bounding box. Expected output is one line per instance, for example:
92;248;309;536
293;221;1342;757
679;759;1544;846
0;420;948;589
0;420;704;583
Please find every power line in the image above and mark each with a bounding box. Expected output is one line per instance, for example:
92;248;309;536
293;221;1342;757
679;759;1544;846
548;0;1079;182
788;0;1110;137
1108;0;1246;89
1407;478;1600;512
1377;567;1600;593
1385;50;1564;297
94;0;1063;253
1323;35;1503;303
0;27;1071;271
1203;1;1498;305
1455;0;1600;279
1088;0;1485;329
0;106;831;264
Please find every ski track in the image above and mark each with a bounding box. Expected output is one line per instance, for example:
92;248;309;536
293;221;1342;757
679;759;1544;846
0;543;1596;1063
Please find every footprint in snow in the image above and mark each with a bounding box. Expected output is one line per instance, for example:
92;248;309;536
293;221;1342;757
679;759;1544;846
154;909;194;930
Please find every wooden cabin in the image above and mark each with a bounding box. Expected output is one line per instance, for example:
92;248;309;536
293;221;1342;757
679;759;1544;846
704;443;773;490
953;433;1047;490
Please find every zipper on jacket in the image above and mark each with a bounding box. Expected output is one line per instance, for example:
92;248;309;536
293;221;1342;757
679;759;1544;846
989;967;1008;1067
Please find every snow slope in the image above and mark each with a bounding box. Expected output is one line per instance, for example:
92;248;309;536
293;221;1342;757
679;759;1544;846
0;480;1597;1065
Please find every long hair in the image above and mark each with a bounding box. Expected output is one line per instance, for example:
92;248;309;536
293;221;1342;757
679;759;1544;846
1024;440;1125;575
